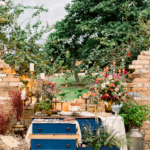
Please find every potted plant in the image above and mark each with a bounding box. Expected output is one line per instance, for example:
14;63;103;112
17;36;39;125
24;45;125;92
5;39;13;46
119;100;150;150
79;123;127;150
38;101;51;114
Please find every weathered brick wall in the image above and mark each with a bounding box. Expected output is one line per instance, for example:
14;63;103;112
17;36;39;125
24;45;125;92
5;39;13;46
0;59;23;133
128;49;150;149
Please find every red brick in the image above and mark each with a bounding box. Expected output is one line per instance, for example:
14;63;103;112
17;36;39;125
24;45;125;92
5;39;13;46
133;78;149;83
3;78;20;82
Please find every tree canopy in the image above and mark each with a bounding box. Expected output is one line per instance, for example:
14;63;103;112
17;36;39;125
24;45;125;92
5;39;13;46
0;0;52;77
46;0;150;81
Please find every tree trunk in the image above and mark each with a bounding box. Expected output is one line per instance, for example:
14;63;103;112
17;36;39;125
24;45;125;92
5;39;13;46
72;50;80;82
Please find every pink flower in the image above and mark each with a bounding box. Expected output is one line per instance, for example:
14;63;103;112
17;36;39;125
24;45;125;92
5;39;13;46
93;92;96;97
82;144;86;148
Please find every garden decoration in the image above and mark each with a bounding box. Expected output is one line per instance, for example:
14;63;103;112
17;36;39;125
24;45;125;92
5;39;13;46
119;100;150;150
80;123;128;150
33;78;61;115
89;65;129;112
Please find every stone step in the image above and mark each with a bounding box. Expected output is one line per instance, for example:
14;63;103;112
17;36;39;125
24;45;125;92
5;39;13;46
132;60;150;65
0;64;9;68
129;65;149;69
134;69;149;74
133;78;149;83
138;55;150;60
141;51;150;56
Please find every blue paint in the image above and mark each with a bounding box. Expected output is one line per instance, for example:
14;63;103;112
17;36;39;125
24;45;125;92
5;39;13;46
78;146;119;150
32;123;76;134
76;118;101;130
31;139;76;150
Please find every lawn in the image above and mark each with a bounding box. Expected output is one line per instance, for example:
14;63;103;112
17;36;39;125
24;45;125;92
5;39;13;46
52;76;91;101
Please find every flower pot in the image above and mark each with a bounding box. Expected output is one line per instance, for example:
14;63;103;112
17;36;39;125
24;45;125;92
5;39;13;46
127;126;145;150
105;99;113;113
78;146;119;150
41;109;47;114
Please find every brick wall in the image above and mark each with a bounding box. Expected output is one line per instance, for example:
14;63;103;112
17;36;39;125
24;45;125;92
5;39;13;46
128;49;150;149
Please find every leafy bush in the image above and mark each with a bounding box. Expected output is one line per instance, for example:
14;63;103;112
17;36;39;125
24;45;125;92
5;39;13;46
119;100;150;127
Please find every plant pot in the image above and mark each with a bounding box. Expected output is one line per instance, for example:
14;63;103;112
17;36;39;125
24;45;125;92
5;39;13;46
78;146;119;150
41;109;47;114
127;126;145;150
105;99;113;113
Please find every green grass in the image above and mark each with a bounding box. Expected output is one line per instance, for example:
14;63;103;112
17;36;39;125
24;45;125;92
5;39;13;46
58;87;89;101
52;76;90;101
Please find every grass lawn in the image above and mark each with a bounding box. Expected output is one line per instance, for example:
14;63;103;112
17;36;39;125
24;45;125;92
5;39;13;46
53;76;91;101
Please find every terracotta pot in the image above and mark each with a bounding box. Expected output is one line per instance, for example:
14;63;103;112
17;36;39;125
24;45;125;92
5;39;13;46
41;109;47;114
105;99;113;113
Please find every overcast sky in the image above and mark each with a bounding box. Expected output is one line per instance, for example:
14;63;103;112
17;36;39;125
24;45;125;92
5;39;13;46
13;0;72;42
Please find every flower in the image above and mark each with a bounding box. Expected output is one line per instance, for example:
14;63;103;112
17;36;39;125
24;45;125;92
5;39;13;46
104;101;109;107
102;94;107;100
115;88;119;92
82;144;86;148
92;92;96;97
106;81;110;85
127;52;130;57
124;71;128;74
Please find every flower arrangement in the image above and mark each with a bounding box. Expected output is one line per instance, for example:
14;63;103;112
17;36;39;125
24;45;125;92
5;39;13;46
119;100;150;127
81;123;127;150
33;78;61;103
90;72;129;106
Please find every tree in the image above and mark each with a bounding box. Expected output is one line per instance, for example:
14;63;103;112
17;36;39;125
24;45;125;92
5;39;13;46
0;0;52;77
46;0;150;81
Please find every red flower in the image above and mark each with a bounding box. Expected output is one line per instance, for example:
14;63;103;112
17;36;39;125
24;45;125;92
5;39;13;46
124;71;128;74
102;94;107;100
105;74;108;77
127;52;130;57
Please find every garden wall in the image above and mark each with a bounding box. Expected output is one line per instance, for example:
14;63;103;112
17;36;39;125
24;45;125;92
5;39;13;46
128;48;150;150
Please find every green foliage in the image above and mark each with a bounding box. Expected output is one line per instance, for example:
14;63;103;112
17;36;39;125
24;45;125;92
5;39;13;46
57;90;70;100
38;101;51;113
45;0;150;81
0;0;52;77
119;100;150;127
75;88;84;98
81;123;127;150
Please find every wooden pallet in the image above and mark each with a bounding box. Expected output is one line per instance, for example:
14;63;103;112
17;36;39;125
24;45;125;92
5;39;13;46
28;134;80;139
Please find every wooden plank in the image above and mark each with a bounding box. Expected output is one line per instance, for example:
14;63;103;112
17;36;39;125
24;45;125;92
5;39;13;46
31;115;96;119
28;134;80;139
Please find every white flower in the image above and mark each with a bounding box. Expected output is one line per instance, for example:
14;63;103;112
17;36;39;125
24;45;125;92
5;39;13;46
108;75;113;80
104;101;109;107
101;83;106;89
122;96;125;100
115;88;119;92
118;85;121;88
111;80;114;83
106;81;110;85
118;93;121;96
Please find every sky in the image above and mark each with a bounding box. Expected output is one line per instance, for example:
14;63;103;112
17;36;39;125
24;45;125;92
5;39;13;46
13;0;72;42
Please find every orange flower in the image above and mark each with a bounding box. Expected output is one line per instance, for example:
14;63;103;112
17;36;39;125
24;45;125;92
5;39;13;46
93;92;96;97
107;88;109;90
105;90;107;93
110;89;114;92
121;92;123;94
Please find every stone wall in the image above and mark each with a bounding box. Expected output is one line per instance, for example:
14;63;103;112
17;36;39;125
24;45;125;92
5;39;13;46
128;49;150;150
